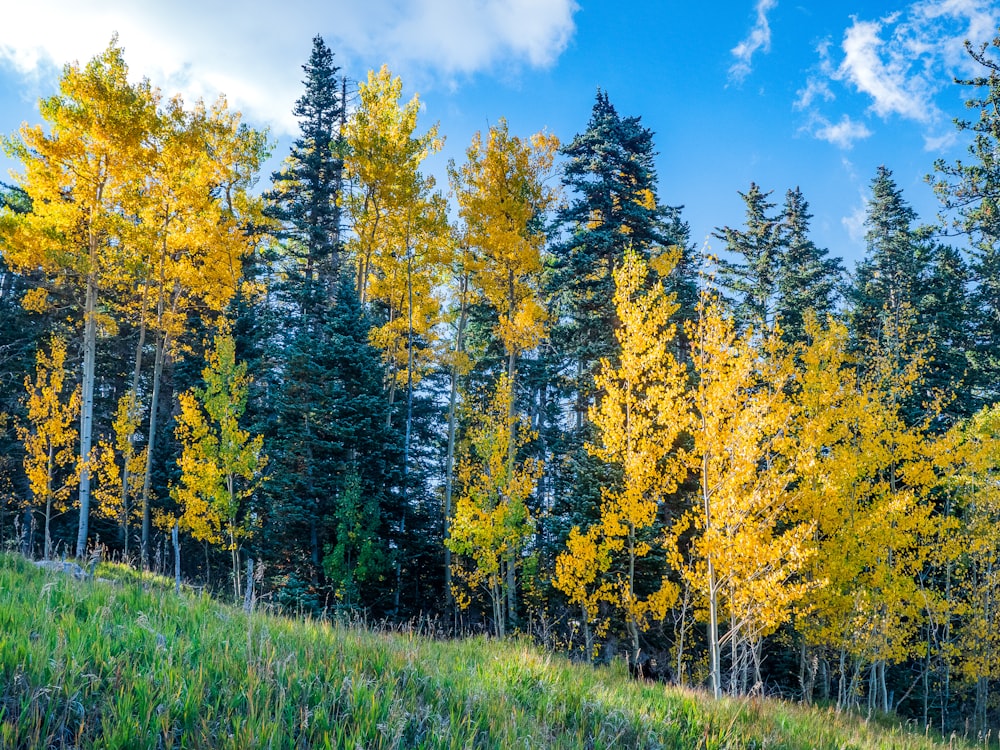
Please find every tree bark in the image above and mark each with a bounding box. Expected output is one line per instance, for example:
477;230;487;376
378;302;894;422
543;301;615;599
443;269;469;627
75;268;98;560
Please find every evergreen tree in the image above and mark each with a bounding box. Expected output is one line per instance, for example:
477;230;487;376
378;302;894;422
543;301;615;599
916;242;974;425
851;166;973;425
930;31;1000;405
266;35;345;312
551;90;693;427
851;166;923;348
712;182;783;331
775;187;843;342
264;272;400;613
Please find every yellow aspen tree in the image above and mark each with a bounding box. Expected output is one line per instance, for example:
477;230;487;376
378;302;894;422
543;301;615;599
792;312;946;712
133;96;266;568
449;119;558;387
686;294;813;698
345;65;449;407
935;405;1000;731
91;390;147;557
552;525;611;660
446;374;541;638
172;333;266;600
16;336;80;560
449;120;557;626
554;247;690;665
2;38;157;559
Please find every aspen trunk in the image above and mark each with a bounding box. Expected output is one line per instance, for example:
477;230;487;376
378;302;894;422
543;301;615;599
75;270;98;560
442;271;469;625
140;328;167;569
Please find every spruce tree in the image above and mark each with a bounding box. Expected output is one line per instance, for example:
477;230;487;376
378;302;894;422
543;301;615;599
266;35;345;312
931;31;1000;405
551;90;693;425
851;166;922;347
263;272;400;612
851;166;972;425
712;182;783;331
775;187;843;342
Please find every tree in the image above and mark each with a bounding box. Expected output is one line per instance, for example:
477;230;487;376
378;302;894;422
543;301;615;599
941;404;1000;732
266;35;345;310
686;297;812;698
775;187;843;343
449;118;557;626
712;182;783;331
344;64;450;464
930;31;1000;405
16;336;80;560
852;166;972;427
263;272;399;612
3;39;158;559
173;333;266;600
851;167;922;348
447;374;541;638
551;90;693;427
91;390;147;556
555;247;690;666
133;96;267;568
793;313;947;712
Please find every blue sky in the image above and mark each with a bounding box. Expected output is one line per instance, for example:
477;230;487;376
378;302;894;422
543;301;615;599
1;0;997;268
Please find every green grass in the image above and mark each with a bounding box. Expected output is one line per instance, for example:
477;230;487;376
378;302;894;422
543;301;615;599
0;553;974;749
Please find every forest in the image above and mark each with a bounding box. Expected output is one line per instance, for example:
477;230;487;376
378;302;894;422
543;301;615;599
0;30;999;735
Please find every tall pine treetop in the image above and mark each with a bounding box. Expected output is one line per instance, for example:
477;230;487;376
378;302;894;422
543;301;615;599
266;35;345;312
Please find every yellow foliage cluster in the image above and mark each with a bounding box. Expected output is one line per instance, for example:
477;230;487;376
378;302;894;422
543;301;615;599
16;336;80;559
447;374;541;638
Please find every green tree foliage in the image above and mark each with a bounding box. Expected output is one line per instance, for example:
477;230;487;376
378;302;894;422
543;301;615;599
173;333;266;600
852;166;972;425
266;35;345;312
551;90;693;425
775;187;843;343
264;272;398;613
930;31;1000;406
712;182;783;331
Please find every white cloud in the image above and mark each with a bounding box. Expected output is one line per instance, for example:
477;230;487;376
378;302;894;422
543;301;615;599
0;0;579;135
729;0;778;83
794;77;834;110
812;114;872;149
923;130;958;151
834;1;999;122
836;16;933;122
797;0;999;148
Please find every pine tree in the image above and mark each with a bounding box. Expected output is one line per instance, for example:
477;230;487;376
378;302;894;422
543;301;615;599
263;272;399;613
712;182;783;331
546;92;694;606
551;90;693;426
851;166;923;349
852;166;972;425
266;35;345;312
930;31;1000;405
775;187;843;343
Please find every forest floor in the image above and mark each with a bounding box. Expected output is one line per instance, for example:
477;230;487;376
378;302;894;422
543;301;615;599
0;552;978;749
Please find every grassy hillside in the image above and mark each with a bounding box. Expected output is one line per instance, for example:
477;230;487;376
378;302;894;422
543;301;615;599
0;553;970;749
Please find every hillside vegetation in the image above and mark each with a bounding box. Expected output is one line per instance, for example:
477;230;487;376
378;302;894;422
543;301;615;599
0;554;970;750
